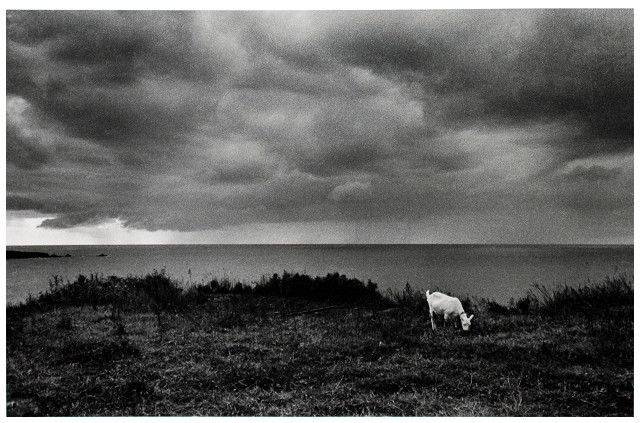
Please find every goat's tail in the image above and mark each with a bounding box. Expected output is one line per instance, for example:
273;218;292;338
425;290;430;298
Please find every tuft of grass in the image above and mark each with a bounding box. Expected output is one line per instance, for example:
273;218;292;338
386;283;426;311
478;273;634;318
528;273;633;316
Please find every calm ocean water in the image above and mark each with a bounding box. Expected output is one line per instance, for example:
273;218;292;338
5;244;634;305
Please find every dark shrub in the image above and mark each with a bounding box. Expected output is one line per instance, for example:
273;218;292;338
9;270;391;313
515;296;533;315
251;271;386;306
487;300;511;315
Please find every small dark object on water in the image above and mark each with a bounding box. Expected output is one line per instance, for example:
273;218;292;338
97;253;108;257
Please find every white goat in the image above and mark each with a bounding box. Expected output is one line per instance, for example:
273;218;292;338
426;290;474;331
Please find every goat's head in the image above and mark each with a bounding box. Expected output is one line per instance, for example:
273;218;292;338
460;313;474;331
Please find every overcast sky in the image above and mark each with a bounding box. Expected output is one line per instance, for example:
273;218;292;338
5;9;634;244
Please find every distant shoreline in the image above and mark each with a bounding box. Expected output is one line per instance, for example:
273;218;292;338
6;250;71;260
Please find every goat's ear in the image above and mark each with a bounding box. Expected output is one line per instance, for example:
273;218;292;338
469;315;474;320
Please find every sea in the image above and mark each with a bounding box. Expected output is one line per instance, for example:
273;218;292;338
5;244;634;306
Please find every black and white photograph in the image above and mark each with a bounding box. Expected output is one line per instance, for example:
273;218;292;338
5;7;634;416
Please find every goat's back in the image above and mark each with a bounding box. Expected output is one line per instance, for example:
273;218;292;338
426;291;464;316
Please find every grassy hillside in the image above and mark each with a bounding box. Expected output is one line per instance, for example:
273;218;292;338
6;272;633;416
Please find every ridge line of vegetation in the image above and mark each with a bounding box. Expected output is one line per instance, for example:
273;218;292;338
8;270;632;319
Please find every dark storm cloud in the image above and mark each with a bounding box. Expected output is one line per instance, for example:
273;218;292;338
5;10;634;241
6;192;93;219
6;195;48;211
487;10;633;144
7;11;227;143
324;9;633;152
38;213;106;229
6;125;50;169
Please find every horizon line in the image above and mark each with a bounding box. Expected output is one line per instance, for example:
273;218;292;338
6;242;634;247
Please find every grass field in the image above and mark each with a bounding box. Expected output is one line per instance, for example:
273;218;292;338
6;272;633;416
